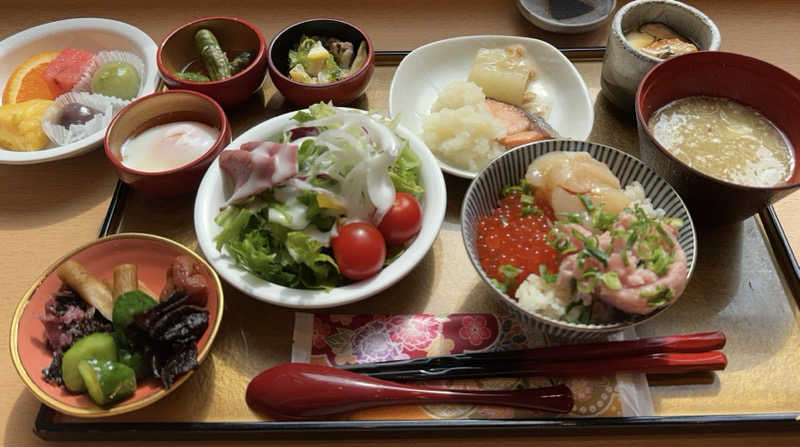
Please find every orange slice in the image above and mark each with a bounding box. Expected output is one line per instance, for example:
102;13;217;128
2;51;59;105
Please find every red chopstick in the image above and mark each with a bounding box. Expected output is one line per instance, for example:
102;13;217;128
341;332;727;381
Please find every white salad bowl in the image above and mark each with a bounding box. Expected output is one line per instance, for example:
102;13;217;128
388;35;594;179
194;109;447;309
0;18;159;165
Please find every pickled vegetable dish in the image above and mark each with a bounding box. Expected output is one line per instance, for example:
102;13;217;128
39;256;211;407
287;36;367;84
214;103;424;289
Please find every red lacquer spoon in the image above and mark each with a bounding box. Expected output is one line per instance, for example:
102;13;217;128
246;362;574;420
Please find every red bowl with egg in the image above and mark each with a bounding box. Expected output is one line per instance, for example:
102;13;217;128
267;18;375;106
636;51;800;225
158;16;268;108
104;90;231;197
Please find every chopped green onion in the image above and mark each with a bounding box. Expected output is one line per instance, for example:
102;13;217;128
538;264;558;284
521;205;541;217
592;210;618;231
578;194;595;212
600;271;622;290
490;278;508;293
520;194;534;204
502;185;523;196
584;245;609;267
500;264;523;280
640;285;676;307
562;300;581;320
559;212;583;224
655;223;675;249
578;305;593;324
662;217;684;228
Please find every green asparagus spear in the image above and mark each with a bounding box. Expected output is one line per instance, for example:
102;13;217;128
195;29;232;80
230;51;254;74
174;71;211;82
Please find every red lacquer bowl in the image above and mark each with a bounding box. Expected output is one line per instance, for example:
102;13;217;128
157;16;268;108
104;90;231;197
10;233;224;418
268;18;375;107
635;51;800;225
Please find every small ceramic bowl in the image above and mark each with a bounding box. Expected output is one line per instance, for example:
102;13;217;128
600;0;720;113
636;51;800;225
461;139;696;339
104;90;232;197
158;16;268;108
10;233;224;418
516;0;616;34
267;18;375;107
0;18;159;165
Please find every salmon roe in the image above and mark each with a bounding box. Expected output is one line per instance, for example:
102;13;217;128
476;192;559;295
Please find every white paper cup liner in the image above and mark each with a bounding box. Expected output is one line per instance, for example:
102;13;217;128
72;50;146;99
41;92;128;146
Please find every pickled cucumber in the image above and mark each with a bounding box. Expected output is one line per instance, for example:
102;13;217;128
173;72;211;82
230;51;254;74
112;290;157;346
78;359;136;406
118;347;151;380
91;61;140;100
61;333;117;393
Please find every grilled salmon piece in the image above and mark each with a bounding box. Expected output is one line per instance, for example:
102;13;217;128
485;97;556;148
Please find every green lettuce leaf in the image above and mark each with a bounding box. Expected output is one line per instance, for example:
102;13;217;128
388;142;424;197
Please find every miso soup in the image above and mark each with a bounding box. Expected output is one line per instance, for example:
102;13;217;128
648;96;794;187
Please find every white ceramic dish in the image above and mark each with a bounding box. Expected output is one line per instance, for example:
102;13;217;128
194;109;447;309
0;18;159;165
388;35;594;179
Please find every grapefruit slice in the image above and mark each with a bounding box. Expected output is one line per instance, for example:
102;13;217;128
2;51;59;105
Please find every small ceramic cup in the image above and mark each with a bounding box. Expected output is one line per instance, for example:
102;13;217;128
600;0;720;113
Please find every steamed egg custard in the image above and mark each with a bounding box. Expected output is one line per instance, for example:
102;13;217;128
121;121;218;172
648;96;794;187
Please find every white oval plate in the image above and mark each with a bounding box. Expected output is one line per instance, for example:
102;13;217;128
194;109;447;309
0;18;159;165
388;35;594;179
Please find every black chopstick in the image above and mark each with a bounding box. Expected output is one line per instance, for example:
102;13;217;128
339;331;726;380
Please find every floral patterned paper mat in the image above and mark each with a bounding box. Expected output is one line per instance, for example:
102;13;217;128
292;311;654;420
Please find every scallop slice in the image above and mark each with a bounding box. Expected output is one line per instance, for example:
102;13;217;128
590;186;632;214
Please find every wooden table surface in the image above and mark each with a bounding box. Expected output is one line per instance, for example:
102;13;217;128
1;0;799;445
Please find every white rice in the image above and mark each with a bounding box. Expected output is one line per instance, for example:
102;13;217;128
516;273;571;319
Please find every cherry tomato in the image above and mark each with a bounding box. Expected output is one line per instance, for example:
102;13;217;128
378;192;423;245
332;222;387;280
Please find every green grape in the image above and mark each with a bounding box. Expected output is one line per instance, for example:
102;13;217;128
91;61;140;100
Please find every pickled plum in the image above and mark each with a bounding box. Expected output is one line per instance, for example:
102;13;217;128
57;103;100;128
91;61;140;100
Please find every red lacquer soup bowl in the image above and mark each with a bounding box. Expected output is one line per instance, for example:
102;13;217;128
10;233;223;418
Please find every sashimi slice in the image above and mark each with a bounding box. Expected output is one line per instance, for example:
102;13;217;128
43;48;96;96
